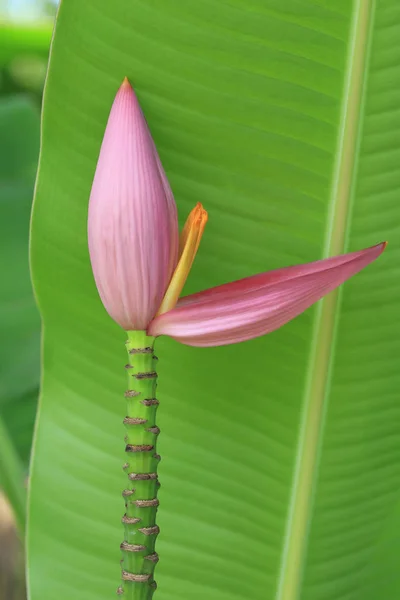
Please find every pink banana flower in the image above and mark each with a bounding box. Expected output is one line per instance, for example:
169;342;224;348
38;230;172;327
88;78;386;347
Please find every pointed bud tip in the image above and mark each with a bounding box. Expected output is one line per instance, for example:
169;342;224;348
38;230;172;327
117;77;135;100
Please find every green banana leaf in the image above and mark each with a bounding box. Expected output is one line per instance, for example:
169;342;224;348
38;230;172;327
29;2;400;600
0;96;41;530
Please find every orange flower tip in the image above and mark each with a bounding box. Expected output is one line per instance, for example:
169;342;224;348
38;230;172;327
194;202;208;223
157;202;208;317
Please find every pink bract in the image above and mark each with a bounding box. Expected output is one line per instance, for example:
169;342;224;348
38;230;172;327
88;79;178;330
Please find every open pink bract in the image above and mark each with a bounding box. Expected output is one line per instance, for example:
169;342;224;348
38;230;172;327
148;244;386;346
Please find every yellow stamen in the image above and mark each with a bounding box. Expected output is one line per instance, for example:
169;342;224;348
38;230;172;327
157;203;208;315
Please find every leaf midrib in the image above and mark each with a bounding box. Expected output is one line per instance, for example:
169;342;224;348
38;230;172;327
274;1;375;599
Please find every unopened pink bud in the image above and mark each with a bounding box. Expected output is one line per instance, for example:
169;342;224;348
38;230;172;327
88;78;179;330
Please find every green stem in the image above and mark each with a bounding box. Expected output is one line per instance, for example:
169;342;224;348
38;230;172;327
117;331;160;599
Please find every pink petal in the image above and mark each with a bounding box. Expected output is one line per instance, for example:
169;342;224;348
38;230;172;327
88;79;179;330
148;243;386;346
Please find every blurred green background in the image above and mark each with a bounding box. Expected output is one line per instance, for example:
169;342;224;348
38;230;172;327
0;1;53;598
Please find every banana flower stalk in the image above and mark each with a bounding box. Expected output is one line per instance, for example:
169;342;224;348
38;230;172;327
88;78;385;599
